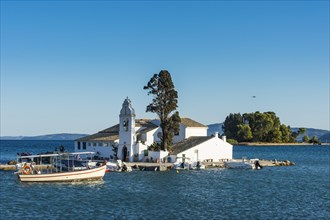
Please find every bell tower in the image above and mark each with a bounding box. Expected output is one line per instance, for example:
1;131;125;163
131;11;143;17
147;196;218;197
118;97;136;162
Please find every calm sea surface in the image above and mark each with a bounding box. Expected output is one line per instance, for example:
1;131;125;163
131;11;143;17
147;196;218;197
0;140;329;219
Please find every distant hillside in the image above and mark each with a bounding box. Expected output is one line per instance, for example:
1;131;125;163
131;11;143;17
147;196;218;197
207;124;329;143
0;136;24;140
319;132;330;143
0;133;88;141
207;123;224;136
291;128;330;142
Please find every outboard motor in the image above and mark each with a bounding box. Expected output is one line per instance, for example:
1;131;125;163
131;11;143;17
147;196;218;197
254;160;263;169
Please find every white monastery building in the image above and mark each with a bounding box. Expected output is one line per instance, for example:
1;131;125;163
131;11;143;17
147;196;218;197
75;98;232;163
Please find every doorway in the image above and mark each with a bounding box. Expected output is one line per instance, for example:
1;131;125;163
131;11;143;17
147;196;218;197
122;146;127;161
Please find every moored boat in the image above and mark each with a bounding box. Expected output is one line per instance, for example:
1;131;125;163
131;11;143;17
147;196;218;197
106;159;132;172
224;158;263;170
190;161;206;170
16;152;106;182
173;160;206;170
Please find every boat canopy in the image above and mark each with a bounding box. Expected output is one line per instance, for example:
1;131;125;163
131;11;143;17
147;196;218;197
17;151;97;159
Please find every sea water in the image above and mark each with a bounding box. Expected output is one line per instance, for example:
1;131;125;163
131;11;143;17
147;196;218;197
0;140;329;219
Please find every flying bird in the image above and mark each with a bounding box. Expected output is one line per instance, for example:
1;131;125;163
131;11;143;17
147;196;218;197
252;96;256;98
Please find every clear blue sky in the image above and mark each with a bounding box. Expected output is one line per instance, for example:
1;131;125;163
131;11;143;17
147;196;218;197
1;1;329;136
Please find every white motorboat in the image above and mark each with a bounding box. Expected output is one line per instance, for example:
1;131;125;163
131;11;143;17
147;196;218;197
173;161;191;170
224;158;263;170
106;161;119;172
173;160;205;170
16;152;106;182
106;160;132;172
190;161;206;170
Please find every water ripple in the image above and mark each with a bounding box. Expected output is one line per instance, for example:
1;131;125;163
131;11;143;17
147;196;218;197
1;145;329;219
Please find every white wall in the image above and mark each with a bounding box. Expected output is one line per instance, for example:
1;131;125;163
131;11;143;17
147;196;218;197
185;127;208;138
198;138;232;161
148;150;169;162
75;141;118;160
146;128;161;145
136;142;148;161
172;125;208;143
176;137;232;162
173;124;186;144
145;119;209;145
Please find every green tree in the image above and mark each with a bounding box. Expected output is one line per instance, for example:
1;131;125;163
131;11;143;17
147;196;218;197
224;111;298;143
309;135;321;144
223;113;243;140
291;131;299;139
247;112;274;142
263;112;282;143
302;135;309;143
237;124;253;142
226;138;238;145
281;125;292;143
298;128;306;135
290;127;306;142
267;127;282;143
148;142;161;151
144;70;181;151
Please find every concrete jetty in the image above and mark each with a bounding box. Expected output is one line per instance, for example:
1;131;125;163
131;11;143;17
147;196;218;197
201;159;294;168
0;159;294;171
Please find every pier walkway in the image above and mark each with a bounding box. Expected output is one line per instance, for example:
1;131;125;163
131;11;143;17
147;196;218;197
0;159;294;171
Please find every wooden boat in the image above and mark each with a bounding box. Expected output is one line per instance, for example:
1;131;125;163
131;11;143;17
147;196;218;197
16;152;106;182
18;165;106;182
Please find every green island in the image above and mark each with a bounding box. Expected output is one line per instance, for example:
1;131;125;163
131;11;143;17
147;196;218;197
222;112;322;145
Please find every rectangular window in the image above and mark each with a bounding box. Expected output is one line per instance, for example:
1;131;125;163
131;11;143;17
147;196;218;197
83;142;86;150
77;142;81;150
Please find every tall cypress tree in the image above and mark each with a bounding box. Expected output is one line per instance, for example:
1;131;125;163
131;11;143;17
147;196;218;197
144;70;181;151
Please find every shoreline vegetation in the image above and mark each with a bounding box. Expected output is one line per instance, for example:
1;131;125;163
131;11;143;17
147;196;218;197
237;142;329;146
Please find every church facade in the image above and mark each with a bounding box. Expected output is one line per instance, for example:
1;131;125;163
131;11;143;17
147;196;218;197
75;98;232;162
